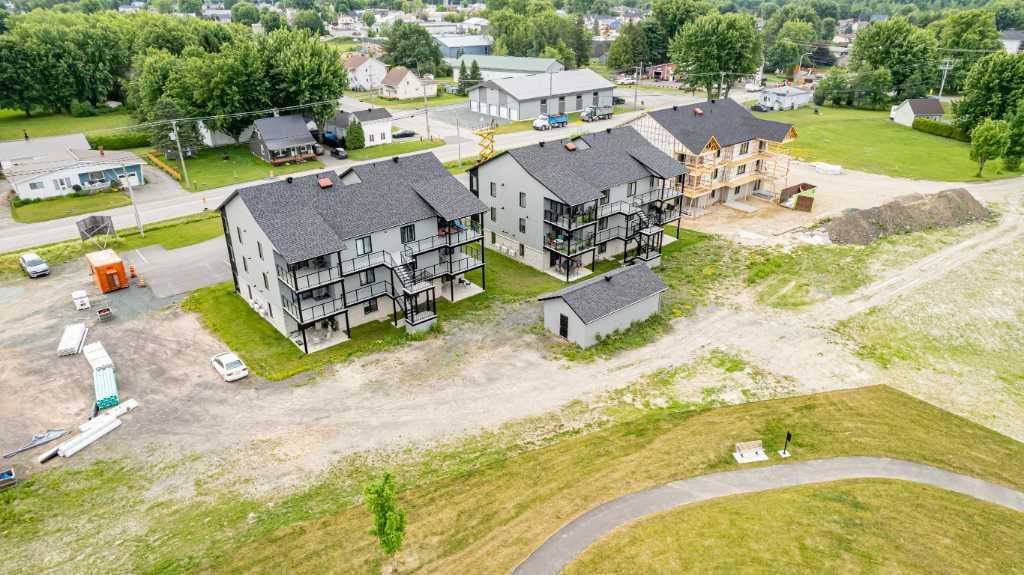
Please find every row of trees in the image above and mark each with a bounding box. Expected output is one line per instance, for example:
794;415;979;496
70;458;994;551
0;11;244;116
486;0;591;68
131;28;347;145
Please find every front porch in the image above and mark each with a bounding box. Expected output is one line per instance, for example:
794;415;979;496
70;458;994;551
436;275;484;302
289;311;351;354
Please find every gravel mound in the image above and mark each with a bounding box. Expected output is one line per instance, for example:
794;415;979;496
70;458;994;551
826;188;990;245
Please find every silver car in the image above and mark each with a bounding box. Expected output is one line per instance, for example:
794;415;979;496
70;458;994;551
19;252;49;278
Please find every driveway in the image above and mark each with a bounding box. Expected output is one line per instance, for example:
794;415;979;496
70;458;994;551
123;238;231;298
512;457;1024;575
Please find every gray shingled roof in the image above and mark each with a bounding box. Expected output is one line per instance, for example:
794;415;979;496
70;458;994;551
538;264;668;324
905;98;945;116
327;108;393;132
645;99;793;152
476;68;613;101
254;115;315;151
503;127;687;206
226;153;486;264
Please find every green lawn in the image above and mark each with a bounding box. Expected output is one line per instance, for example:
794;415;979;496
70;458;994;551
567;479;1024;574
587;59;614;79
162;144;321;192
183;247;561;380
326;37;361;52
196;386;1024;574
356;92;468;110
754;106;1022;181
0;212;223;277
0;108;133;141
10;191;131;223
443;155;480;174
345;138;444;161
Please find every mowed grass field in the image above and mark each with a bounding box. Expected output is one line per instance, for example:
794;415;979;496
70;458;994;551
174;386;1024;574
0;108;133;141
567;479;1024;574
161;144;321;192
10;191;131;223
753;107;1022;181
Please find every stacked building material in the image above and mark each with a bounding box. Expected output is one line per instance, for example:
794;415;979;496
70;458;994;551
93;366;119;410
57;324;88;356
82;342;113;370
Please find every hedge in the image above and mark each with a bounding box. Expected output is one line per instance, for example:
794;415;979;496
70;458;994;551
912;117;968;142
87;131;152;150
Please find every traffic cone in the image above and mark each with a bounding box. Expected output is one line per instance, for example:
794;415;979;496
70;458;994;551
137;275;146;288
129;264;137;279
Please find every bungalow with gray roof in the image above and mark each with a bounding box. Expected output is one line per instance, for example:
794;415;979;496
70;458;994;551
326;108;394;148
539;263;667;348
218;153;487;353
249;115;317;165
469;126;686;281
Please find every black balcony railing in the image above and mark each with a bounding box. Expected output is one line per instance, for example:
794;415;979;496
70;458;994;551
543;209;597;230
402;221;483;258
544;234;595;255
345;280;393;306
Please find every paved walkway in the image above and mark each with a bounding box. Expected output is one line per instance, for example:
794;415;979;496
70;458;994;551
512;457;1024;575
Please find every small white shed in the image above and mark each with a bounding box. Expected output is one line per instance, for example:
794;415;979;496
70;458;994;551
890;98;944;127
538;264;667;349
758;86;813;111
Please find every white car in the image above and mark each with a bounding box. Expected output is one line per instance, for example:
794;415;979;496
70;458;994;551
615;77;636;85
211;352;249;382
19;252;49;278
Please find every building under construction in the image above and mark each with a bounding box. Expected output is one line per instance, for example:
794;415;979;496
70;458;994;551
627;99;797;216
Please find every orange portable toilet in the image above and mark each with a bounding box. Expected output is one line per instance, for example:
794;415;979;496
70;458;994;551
85;249;129;293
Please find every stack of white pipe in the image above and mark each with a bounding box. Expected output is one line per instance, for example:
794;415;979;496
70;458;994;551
50;399;140;459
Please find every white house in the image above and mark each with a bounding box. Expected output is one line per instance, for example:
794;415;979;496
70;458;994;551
344;53;389;91
0;133;90;170
326;108;393;148
539;263;667;348
1000;29;1023;54
757;86;813;111
380;66;438;100
4;149;145;200
890;97;945;128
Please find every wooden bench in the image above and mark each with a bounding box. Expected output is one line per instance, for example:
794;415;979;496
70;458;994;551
733;440;769;464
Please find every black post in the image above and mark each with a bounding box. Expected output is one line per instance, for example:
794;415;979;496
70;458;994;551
783;431;792;454
344;311;351;338
480;238;486;290
301;326;308;354
391;297;397;326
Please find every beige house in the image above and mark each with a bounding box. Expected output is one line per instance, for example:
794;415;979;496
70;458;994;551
380;66;438;100
628;99;797;215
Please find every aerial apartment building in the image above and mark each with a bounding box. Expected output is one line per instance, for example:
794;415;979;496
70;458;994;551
219;153;487;353
627;99;797;215
468;127;686;281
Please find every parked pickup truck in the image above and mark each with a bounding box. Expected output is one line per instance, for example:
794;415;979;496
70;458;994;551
532;113;569;131
581;105;613;122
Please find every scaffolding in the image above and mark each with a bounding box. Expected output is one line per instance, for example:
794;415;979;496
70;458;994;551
474;121;497;161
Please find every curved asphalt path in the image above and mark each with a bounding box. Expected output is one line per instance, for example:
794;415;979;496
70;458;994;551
512;456;1024;575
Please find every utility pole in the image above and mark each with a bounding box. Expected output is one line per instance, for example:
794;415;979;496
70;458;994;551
422;89;432;141
456;117;462;168
938;58;954;98
170;120;191;189
719;71;725;99
120;163;144;237
633;62;641;111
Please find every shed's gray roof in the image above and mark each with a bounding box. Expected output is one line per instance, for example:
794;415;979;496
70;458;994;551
328;108;393;132
538;264;668;324
474;68;613;101
644;99;794;152
253;115;315;150
905;98;944;116
502;127;687;206
226;153;486;264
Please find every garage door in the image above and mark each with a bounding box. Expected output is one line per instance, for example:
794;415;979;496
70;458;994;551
499;106;508;119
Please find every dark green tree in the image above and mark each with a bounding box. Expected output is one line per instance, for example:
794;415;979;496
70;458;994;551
970;118;1010;176
457;60;470;95
850;16;937;99
292;9;325;35
929;9;1002;93
260;10;287;32
1005;99;1024;171
669;12;761;98
231;1;260;25
383;21;442;73
150;96;201;155
652;0;714;42
364;473;407;573
606;21;649;71
345;117;365;149
953;52;1024;133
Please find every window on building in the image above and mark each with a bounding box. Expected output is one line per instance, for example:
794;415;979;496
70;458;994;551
759;140;768;152
369;133;374;143
491;231;496;244
598;242;608;254
355;235;372;256
626;182;637;196
558;96;565;114
600;189;610;205
733;186;741;196
737;164;746;175
598;217;608;230
242;257;248;273
360;268;375;286
401;224;416;244
267;303;273;317
53;177;73;191
28;181;45;190
753;179;762;191
518;243;525;257
575;94;582;109
257;241;263;260
381;132;386;141
236;226;243;243
470;171;479;194
740;141;750;154
540;99;548;114
490;207;496;222
519;217;526;233
364;298;379;314
490;182;496;197
262;272;269;289
247;285;253;300
592;91;598;105
519;191;526;208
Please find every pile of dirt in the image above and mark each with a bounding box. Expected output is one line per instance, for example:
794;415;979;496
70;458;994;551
826;188;991;245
